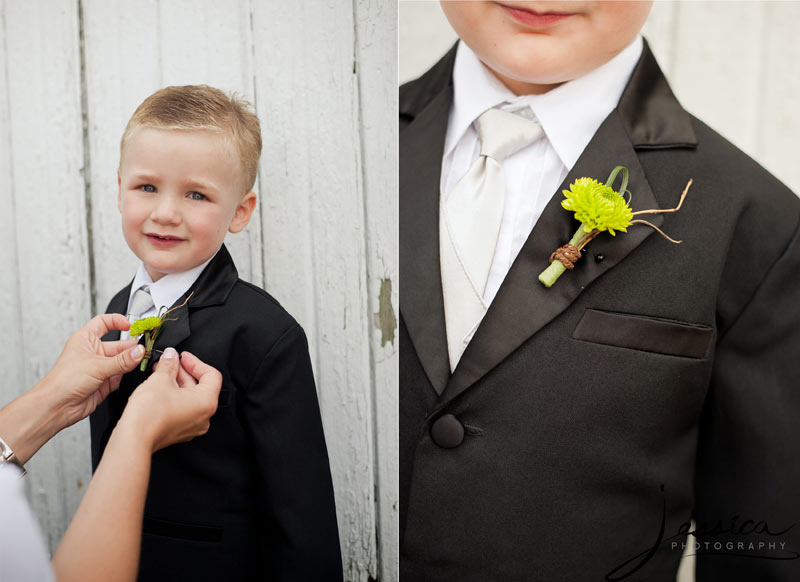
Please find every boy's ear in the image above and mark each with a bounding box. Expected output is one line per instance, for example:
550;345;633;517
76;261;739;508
117;171;123;213
229;191;257;234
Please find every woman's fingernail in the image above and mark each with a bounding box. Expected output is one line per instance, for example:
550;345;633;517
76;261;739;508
133;345;145;358
163;347;177;359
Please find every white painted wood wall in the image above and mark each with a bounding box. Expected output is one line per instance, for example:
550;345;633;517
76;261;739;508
0;1;397;581
399;2;800;581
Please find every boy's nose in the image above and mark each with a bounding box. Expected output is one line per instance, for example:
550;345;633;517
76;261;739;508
150;196;181;224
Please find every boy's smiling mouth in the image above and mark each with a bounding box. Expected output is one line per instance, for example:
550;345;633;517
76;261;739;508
496;2;577;28
145;232;185;247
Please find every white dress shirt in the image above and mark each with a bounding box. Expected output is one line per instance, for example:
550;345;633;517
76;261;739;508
121;251;217;340
442;36;644;305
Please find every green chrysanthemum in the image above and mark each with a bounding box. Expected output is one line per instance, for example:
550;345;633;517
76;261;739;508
561;177;633;236
129;316;162;337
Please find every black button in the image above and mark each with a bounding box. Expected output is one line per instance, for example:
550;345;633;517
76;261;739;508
594;253;605;263
430;414;465;448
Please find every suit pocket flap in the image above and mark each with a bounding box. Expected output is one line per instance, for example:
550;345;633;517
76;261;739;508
572;309;713;358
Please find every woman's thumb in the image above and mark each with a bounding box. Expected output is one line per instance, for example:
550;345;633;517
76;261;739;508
154;347;180;378
103;343;145;377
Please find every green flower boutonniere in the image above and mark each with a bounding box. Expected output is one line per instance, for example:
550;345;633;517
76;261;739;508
129;292;193;371
538;166;693;288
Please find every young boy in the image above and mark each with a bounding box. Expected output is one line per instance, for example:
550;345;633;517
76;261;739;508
89;86;343;581
400;2;800;580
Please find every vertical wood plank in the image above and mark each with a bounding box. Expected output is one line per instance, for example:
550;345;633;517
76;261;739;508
398;0;456;84
354;0;399;579
251;2;378;579
640;1;679;79
669;1;766;157
250;2;318;340
759;1;800;194
4;0;91;550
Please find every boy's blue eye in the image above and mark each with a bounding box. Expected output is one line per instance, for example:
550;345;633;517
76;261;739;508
188;192;207;201
140;184;156;193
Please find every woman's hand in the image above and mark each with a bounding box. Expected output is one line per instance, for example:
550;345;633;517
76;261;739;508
38;313;145;429
0;314;145;464
119;348;222;453
52;349;220;582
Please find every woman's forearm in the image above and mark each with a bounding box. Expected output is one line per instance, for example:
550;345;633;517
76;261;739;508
0;384;66;465
52;419;152;582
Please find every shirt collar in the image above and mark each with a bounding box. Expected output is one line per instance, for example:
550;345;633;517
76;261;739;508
129;250;218;314
447;35;644;169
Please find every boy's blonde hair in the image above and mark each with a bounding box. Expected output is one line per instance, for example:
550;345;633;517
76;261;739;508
120;85;262;193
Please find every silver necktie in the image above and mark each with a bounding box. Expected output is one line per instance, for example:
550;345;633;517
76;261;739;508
440;108;543;371
122;285;155;340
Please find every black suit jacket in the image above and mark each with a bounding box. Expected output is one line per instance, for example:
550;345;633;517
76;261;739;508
400;42;800;580
90;245;343;581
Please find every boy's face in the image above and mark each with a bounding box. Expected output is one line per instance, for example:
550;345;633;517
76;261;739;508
441;1;652;95
118;127;256;281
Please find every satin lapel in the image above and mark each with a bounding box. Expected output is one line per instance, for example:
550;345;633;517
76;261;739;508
145;274;233;363
399;85;452;395
437;110;664;407
145;245;238;366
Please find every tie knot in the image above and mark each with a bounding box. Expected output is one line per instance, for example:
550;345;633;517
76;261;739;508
129;286;154;318
476;108;543;161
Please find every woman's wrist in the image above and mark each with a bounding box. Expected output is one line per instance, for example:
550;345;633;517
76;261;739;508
113;407;159;456
0;384;65;465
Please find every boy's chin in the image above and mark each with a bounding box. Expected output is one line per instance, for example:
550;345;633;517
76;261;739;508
483;59;577;95
144;265;172;282
482;42;610;90
140;255;215;281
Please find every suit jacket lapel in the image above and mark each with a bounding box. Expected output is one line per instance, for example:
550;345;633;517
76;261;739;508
148;244;238;365
149;301;191;365
399;47;457;396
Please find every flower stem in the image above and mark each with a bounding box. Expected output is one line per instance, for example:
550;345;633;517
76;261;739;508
139;331;151;372
132;292;192;372
538;224;588;287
